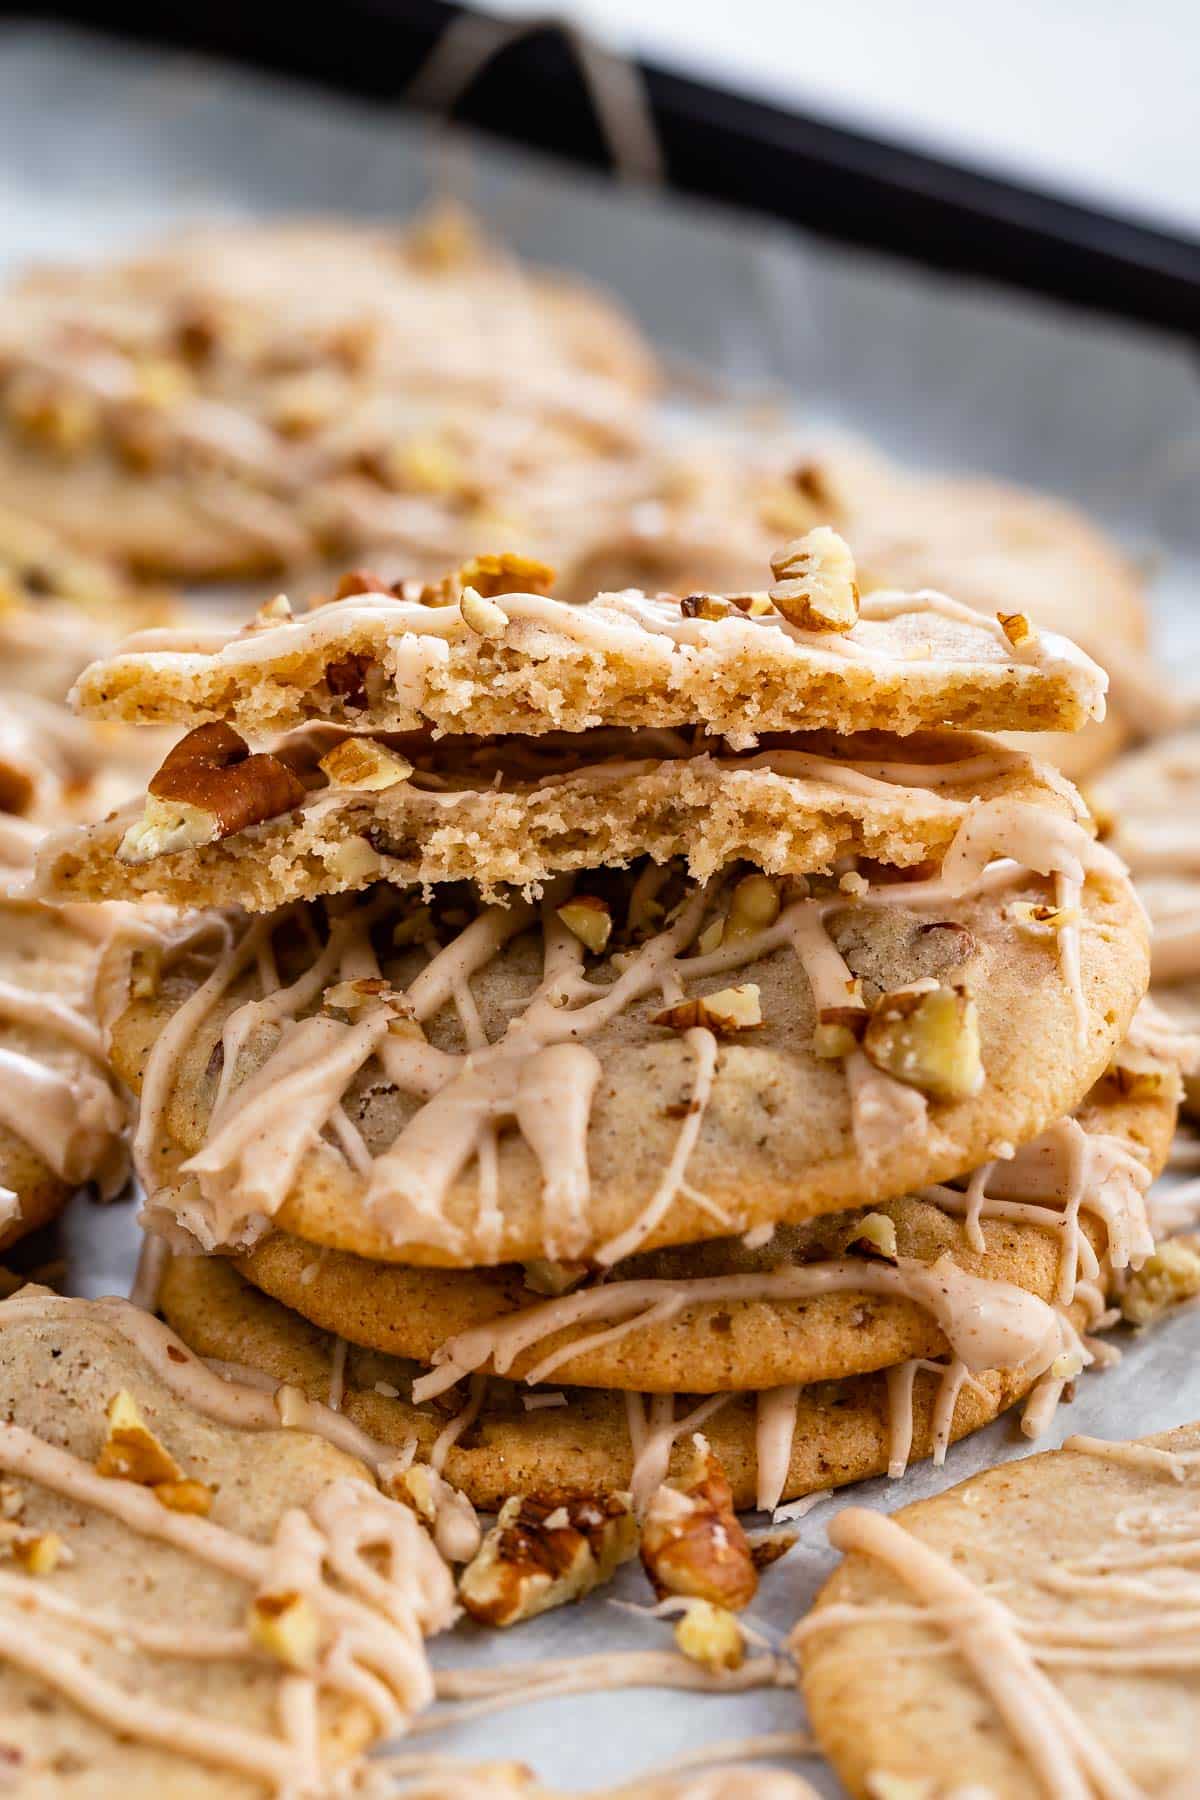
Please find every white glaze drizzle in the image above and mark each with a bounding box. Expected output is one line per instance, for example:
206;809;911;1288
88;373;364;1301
0;1312;456;1796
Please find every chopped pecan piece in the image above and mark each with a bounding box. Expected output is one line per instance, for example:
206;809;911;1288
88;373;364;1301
862;984;983;1103
1005;900;1078;939
850;1211;899;1260
812;1004;869;1061
724;873;781;942
748;1528;797;1571
674;1598;746;1671
680;593;733;621
2;1529;70;1577
998;610;1037;650
653;984;762;1035
640;1436;757;1611
768;526;859;632
459;1493;637;1627
119;723;306;863
324;651;374;709
459;552;555;599
460;585;509;637
396;1464;481;1564
332;569;389;602
318;737;413;791
246;593;293;629
96;1391;183;1486
153;1479;214;1516
727;591;776;618
556;895;613;954
248;1590;321;1669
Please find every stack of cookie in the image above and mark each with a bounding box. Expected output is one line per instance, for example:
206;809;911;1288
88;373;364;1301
41;532;1178;1517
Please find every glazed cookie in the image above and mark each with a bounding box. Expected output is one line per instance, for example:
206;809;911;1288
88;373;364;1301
1092;729;1200;982
1092;732;1200;1114
237;1067;1175;1394
1156;986;1200;1116
799;1423;1200;1798
159;1254;1050;1515
0;695;174;830
37;725;1083;909
106;824;1148;1266
0;896;129;1249
0;502;172;700
0;211;655;579
70;558;1107;741
0;1284;454;1796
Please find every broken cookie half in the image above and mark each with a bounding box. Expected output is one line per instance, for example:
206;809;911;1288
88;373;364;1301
37;720;1084;909
70;538;1107;741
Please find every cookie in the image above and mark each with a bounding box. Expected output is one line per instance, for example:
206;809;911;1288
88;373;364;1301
0;896;129;1249
1092;729;1200;981
0;1283;455;1795
1092;731;1200;1114
158;1254;1046;1514
0;502;172;700
236;1067;1175;1393
36;725;1083;909
0;694;174;831
0;211;655;579
799;1421;1200;1798
70;568;1107;741
104;840;1148;1266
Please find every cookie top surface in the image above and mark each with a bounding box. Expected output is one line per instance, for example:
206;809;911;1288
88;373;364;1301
158;1254;1042;1515
0;211;656;579
0;1285;454;1795
800;1420;1200;1799
71;572;1108;741
235;1065;1176;1395
0;895;130;1247
37;724;1083;910
106;812;1148;1268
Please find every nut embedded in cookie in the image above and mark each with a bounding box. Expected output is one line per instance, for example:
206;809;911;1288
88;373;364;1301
118;721;305;862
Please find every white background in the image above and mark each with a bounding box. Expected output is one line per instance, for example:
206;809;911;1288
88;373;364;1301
487;0;1200;239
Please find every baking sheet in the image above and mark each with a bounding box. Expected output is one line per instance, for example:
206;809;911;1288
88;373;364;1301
5;21;1200;1791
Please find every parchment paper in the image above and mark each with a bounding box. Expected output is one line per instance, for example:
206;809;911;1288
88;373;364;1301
5;22;1199;1791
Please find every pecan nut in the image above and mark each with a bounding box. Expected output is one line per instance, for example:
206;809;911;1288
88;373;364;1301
768;526;860;632
640;1435;757;1612
119;722;306;862
459;1492;637;1627
652;984;762;1035
862;983;983;1103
